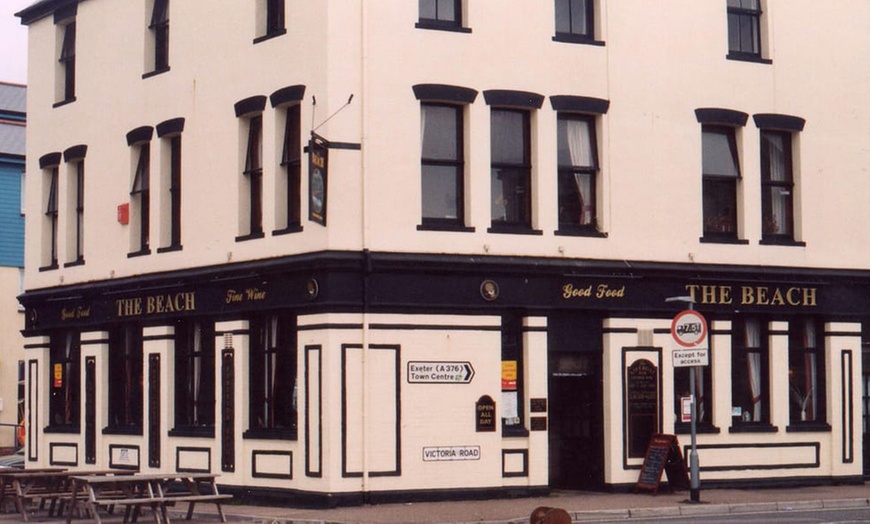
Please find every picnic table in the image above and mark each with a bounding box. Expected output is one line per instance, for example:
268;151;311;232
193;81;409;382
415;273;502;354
67;472;230;523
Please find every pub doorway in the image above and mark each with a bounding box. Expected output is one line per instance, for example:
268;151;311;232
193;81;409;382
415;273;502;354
862;347;870;478
548;313;604;490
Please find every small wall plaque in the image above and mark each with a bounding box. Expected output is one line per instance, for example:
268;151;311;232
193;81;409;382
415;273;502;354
530;398;548;413
476;395;496;432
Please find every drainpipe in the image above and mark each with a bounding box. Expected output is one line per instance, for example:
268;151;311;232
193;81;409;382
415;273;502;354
359;0;370;502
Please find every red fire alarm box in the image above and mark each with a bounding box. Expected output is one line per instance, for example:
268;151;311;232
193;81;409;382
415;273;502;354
117;203;130;225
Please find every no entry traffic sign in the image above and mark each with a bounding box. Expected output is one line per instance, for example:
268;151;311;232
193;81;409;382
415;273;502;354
671;310;708;349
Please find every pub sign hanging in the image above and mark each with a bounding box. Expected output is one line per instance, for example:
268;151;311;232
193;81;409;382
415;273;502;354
308;133;328;226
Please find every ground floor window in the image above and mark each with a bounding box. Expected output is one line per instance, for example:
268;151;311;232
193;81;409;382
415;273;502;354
247;313;297;438
49;331;80;429
107;325;143;432
174;320;215;431
788;318;826;426
731;318;770;428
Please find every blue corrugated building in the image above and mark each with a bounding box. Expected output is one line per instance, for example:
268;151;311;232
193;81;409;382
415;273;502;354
0;82;25;268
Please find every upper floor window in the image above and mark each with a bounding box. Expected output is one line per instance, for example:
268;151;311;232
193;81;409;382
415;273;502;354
156;117;185;252
146;0;170;75
49;331;80;430
421;103;464;228
63;145;87;267
256;0;286;42
270;85;306;234
554;0;602;44
755;113;805;246
127;126;154;256
40;154;60;271
417;0;469;32
56;19;76;105
557;114;599;233
727;0;769;63
234;96;267;241
490;109;532;231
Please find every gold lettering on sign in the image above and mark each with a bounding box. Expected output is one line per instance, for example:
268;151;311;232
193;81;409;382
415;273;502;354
226;288;267;304
563;283;627;301
685;284;817;307
115;292;196;318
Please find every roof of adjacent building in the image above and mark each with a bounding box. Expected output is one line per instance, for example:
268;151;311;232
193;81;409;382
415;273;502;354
0;82;26;116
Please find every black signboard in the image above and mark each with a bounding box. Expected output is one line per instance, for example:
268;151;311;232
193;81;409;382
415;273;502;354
635;434;689;494
308;133;328;226
476;395;496;432
626;359;658;458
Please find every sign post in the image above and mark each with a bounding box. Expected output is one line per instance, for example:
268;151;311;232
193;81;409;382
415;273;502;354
667;297;708;503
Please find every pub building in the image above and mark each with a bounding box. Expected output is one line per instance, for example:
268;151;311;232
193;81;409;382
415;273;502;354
15;0;870;506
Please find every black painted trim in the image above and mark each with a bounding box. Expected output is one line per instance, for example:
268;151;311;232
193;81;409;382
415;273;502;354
412;84;478;104
759;238;807;247
63;144;87;162
234;95;267;118
142;67;170;80
253;28;287;44
842;350;854;463
369;323;500;332
305;345;323;478
53;2;77;24
52;97;76;108
176;446;212;473
552;34;605;46
753;113;806;132
252;450;292;479
270;84;306;108
483;90;545;109
414;21;471;33
726;53;773;65
700;236;750;245
126;126;154;146
156;117;185;137
107;444;141;470
27;360;37;461
501;449;529;478
368;344;402;478
694;108;749;127
328;142;361;151
417;223;476;233
550;95;610;114
689;442;819;471
728;424;779;433
341;344;363;479
39;152;62;169
785;423;831;433
49;442;78;466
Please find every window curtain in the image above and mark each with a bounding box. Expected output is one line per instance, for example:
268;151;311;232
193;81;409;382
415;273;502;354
745;319;762;421
694;368;706;423
765;133;788;234
192;323;202;424
268;316;278;427
803;319;817;420
560;118;594;225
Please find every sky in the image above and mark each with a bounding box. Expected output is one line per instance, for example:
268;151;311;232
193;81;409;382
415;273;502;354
0;0;33;85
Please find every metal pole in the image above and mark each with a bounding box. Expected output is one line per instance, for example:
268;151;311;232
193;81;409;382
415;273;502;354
687;302;700;503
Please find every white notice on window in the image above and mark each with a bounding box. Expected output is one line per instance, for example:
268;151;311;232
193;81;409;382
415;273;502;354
502;391;518;424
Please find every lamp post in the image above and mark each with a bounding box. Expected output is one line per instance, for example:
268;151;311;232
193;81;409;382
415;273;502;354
666;295;702;503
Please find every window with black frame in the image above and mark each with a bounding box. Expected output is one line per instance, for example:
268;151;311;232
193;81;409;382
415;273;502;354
421;103;464;228
557;113;598;232
174;320;215;433
674;358;713;434
244;115;264;237
49;331;80;430
788;318;827;428
149;0;169;74
280;104;302;231
760;130;794;242
70;159;85;265
58;20;76;104
168;135;182;247
267;0;285;37
727;0;763;60
247;313;298;439
702;126;741;241
417;0;464;31
131;142;150;253
107;325;143;432
44;164;59;269
731;318;772;429
554;0;595;43
490;109;532;231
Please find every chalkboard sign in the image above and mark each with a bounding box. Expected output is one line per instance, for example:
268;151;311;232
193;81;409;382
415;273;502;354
635;434;689;494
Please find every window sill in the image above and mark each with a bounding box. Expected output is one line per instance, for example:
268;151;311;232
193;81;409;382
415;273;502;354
760;238;806;247
418;223;475;233
552;34;605;46
253;29;287;44
555;227;607;238
142;67;170;80
64;258;85;268
273;225;303;236
728;423;778;433
127;248;151;258
169;426;215;438
487;226;543;236
157;244;183;254
102;426;143;436
44;425;80;434
415;21;471;33
242;428;297;441
699;236;749;245
53;97;77;109
235;232;266;242
674;423;720;435
726;53;772;65
786;422;831;433
39;263;59;272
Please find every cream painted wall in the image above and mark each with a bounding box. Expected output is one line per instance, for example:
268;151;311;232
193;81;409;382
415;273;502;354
0;267;23;448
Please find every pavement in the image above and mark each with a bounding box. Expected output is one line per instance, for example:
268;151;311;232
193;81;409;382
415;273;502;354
4;483;869;523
